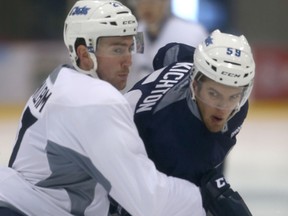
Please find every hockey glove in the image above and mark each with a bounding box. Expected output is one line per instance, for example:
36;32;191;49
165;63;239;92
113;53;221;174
200;169;253;216
108;196;131;216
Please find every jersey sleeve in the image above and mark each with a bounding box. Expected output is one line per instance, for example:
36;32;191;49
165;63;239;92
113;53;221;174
46;100;205;216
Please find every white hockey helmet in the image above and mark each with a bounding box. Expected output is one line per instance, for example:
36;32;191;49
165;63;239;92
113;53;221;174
192;29;255;109
63;0;138;77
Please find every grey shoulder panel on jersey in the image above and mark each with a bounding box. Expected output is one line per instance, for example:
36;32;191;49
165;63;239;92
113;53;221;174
153;77;189;113
49;64;74;84
154;77;202;123
49;65;62;84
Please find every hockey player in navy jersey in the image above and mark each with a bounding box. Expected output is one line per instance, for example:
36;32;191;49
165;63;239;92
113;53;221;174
124;30;255;216
0;1;206;216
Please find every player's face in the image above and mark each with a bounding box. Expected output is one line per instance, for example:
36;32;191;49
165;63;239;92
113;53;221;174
193;78;244;132
96;36;134;90
136;0;170;25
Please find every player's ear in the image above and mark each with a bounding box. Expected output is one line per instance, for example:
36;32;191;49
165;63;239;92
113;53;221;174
76;45;92;70
77;45;89;61
192;80;198;92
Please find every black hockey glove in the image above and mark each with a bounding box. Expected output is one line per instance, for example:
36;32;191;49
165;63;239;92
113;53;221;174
108;196;131;216
200;169;253;216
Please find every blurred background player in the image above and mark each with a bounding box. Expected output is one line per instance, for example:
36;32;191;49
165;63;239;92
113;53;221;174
0;1;205;216
121;0;208;91
124;30;255;215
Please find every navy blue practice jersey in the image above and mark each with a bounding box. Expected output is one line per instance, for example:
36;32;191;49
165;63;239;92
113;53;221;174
125;62;248;186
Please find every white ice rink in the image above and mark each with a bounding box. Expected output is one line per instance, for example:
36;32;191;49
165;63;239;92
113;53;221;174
0;103;288;216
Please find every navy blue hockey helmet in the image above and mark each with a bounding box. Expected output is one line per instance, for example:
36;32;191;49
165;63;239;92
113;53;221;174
152;42;195;70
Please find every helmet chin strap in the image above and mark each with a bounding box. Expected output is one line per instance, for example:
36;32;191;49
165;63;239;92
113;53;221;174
189;80;196;101
75;52;99;79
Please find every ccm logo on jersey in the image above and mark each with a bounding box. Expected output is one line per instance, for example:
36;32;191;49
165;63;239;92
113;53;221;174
70;6;90;16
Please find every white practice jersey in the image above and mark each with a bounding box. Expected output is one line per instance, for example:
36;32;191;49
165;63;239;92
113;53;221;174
124;16;208;91
0;65;205;216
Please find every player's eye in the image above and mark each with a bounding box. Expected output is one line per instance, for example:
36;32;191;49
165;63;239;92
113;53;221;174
208;90;219;99
113;47;125;55
230;93;242;101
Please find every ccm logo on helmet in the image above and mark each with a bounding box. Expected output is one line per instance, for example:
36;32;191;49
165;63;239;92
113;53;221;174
123;20;136;25
70;6;90;16
221;71;241;78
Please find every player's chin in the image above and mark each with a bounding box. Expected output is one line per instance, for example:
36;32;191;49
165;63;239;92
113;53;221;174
206;119;226;133
116;80;127;90
207;125;223;133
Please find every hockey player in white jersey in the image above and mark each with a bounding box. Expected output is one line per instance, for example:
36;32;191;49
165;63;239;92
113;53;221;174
0;1;205;216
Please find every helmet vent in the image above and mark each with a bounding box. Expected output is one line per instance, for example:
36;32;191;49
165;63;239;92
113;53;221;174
224;60;241;66
110;21;117;26
117;11;129;14
69;45;73;53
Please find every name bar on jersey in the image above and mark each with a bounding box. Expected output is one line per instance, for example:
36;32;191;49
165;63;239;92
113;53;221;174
136;62;193;113
32;80;52;113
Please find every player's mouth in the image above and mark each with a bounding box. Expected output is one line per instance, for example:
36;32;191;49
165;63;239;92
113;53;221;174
211;115;224;124
118;73;129;80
